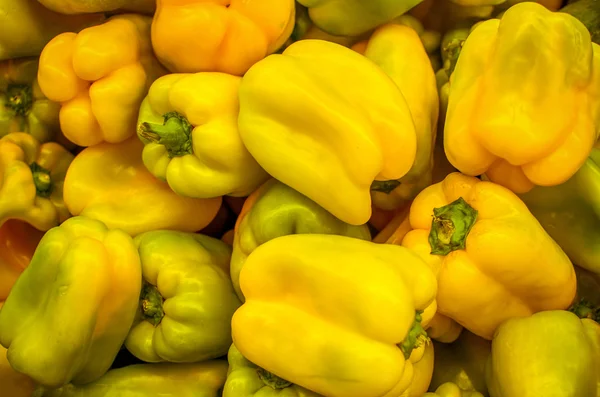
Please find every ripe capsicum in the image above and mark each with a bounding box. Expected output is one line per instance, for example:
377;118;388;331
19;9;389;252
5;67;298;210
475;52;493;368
125;230;241;363
232;234;437;397
401;172;577;340
231;178;371;302
0;216;142;388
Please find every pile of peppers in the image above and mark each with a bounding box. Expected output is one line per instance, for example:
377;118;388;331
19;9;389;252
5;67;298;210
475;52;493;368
1;0;600;396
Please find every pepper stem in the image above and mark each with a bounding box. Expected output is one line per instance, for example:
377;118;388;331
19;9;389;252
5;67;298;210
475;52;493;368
442;39;465;77
371;180;401;194
29;163;53;198
137;111;194;158
140;281;164;327
428;197;478;256
5;84;33;116
569;298;600;322
256;368;292;389
399;311;429;360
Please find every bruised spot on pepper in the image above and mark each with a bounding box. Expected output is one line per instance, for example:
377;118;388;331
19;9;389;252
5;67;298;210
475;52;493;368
371;180;402;194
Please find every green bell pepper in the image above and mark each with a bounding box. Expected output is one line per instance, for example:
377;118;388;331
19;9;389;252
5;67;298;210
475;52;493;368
124;230;241;363
519;148;600;276
429;330;491;396
0;216;142;388
0;57;61;143
485;310;600;397
32;360;228;397
231;179;371;302
223;343;322;397
296;0;424;36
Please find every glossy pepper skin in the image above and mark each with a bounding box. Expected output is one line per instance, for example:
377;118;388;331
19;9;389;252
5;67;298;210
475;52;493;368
232;234;438;397
519;148;600;277
0;0;104;61
444;3;600;194
401;172;577;340
230;179;371;301
37;0;156;14
37;14;167;147
0;220;44;300
32;360;228;397
63;137;222;236
352;23;439;211
223;343;323;397
1;57;61;144
297;0;423;37
238;39;418;226
0;216;142;388
125;230;241;363
151;0;296;76
485;311;600;397
0;304;35;397
0;132;73;231
137;73;269;198
429;330;490;395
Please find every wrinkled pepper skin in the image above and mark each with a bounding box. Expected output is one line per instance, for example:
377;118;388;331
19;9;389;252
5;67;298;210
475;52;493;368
125;230;241;363
401;172;577;340
238;40;419;225
485;311;600;397
519;148;600;277
0;0;104;61
0;216;142;388
232;234;438;397
0;132;73;231
352;23;439;211
444;3;600;194
223;343;323;397
63;137;222;236
151;0;295;76
231;179;371;301
37;14;167;147
32;360;228;397
424;383;485;397
297;0;423;37
37;0;156;14
1;57;61;144
0;220;44;300
0;303;36;397
137;73;269;198
429;330;490;396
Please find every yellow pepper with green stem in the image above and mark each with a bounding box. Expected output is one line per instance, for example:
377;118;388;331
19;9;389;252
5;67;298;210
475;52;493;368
232;234;438;397
444;3;600;194
401;172;577;340
137;72;269;198
37;14;167;147
238;39;419;225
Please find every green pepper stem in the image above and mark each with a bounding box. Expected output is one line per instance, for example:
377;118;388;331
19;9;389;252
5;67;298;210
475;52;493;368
5;84;33;117
442;39;465;77
29;162;53;198
256;368;292;389
428;197;478;256
141;281;165;327
399;311;429;359
137;111;194;158
569;298;600;322
371;180;401;194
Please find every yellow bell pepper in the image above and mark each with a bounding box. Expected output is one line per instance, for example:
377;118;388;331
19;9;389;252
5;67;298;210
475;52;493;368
424;383;485;397
444;3;600;194
0;132;73;231
0;220;44;300
0;0;104;61
0;216;142;388
37;0;156;14
401;172;577;340
151;0;296;76
137;73;269;198
232;234;437;397
352;23;439;211
238;39;419;225
37;14;167;147
0;304;35;397
63;136;222;236
400;341;435;397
